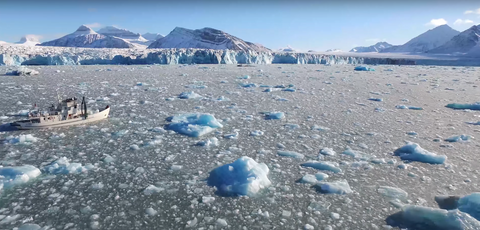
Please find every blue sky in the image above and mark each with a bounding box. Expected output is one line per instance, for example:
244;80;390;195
0;0;479;51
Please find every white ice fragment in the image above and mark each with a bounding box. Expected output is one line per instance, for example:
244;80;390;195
202;196;215;204
145;207;157;216
299;174;318;184
250;130;264;136
4;134;38;144
144;185;164;195
216;218;228;228
196;137;219;147
319;148;336;156
166;113;223;137
315;180;352;194
207;156;271;196
44;157;93;174
277;150;304;159
378;186;408;202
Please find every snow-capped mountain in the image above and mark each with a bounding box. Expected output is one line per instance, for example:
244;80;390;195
15;35;40;46
427;25;480;54
39;25;135;48
278;45;297;52
325;49;343;52
147;27;271;52
350;42;393;52
0;41;9;46
142;33;164;41
382;25;460;53
97;26;149;46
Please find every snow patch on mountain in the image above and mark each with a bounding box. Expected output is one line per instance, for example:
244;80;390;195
39;25;135;48
382;25;460;53
147;27;270;52
278;45;297;52
142;33;164;41
350;42;393;53
325;49;344;52
15;35;40;46
97;26;149;47
428;25;480;54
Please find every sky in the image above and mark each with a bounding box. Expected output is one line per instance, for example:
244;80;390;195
0;0;479;51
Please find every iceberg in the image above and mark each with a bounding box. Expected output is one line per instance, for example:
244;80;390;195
393;142;447;164
166;113;222;137
386;205;480;230
446;103;480;110
265;112;284;120
458;193;480;221
354;66;375;71
4;134;38;144
0;165;41;190
207;156;271;196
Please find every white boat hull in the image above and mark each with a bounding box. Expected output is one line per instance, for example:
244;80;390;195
12;108;110;130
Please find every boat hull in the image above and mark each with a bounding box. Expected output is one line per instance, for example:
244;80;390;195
12;108;110;130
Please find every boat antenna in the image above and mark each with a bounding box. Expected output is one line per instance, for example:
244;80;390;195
82;96;88;118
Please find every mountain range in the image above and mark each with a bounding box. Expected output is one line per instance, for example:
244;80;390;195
2;24;479;56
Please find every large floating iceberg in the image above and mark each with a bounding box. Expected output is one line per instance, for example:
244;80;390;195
207;156;271;196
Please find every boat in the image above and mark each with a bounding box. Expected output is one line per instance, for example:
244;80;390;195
11;97;110;130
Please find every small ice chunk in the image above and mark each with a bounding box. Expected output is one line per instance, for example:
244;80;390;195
144;185;164;195
378;186;408;201
178;91;202;99
319;148;336;156
6;67;39;76
196;137;219;147
342;147;370;160
311;125;330;131
393;142;447;164
18;223;41;230
277;150;305;159
301;161;342;173
216;218;228;228
315;172;329;181
250;130;264;136
202;196;215;203
444;135;472;142
145;207;157;216
354;66;375;71
4;134;38;144
44;157;93;174
314;180;352;194
298;174;318;184
207;156;271;196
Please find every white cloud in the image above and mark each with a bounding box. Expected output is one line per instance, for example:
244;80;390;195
85;22;102;28
454;19;474;25
425;18;448;27
464;8;480;14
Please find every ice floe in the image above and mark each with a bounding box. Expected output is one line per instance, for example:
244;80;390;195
43;157;95;174
277;150;305;159
444;135;472;142
313;180;352;194
301;161;342;173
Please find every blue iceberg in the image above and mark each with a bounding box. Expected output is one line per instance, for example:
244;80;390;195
0;165;41;189
393;142;446;164
166;113;223;137
265;112;284;120
207;156;271;196
446;103;480;110
444;135;472;143
354;66;375;71
178;91;202;99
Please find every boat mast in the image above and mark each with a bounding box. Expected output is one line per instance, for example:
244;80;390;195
83;96;88;118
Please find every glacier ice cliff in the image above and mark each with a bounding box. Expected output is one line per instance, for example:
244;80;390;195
0;46;417;66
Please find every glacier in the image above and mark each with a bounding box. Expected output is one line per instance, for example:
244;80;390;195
0;46;417;66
